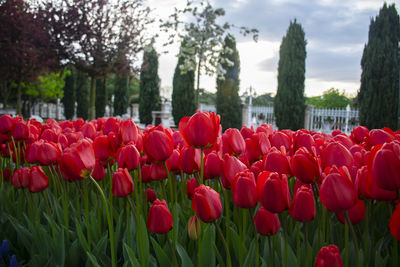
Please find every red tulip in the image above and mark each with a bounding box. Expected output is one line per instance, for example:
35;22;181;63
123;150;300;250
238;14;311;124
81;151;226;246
321;142;354;171
290;147;320;184
0;114;14;134
146;188;157;203
232;170;258;208
38;141;61;165
368;128;395;147
256;171;271;200
390;203;400;242
254;206;280;236
92;160;106;181
245;132;271;163
250;159;264;179
264;147;291;175
59;139;96;182
320;166;357;212
261;172;290;213
147;199;173;234
221;153;247;188
26;140;44;164
12;120;29;140
112;168;134;197
119;119;138;145
240;125;255;140
192;185;222;223
204;151;221;180
166;149;180;173
11;167;30;188
117;144;140;171
143;125;174;163
81;122;97;140
93;135;116;162
289;185;315;222
293;130;315;153
40;128;58;143
172;131;187;150
222;128;245;156
335;199;365;225
1;168;11;181
269;131;292;154
350;126;369;144
102;117;119;135
150;163;168;181
314;245;344;267
29;166;49;193
370;141;400;191
179;145;200;174
186;177;199;200
179;111;220;149
140;164;152;183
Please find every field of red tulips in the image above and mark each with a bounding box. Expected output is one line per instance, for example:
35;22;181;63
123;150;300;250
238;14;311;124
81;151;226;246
0;111;399;267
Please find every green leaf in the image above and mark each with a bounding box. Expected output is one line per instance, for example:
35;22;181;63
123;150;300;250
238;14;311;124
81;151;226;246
136;215;150;267
199;224;216;267
86;251;101;267
243;238;257;267
124;242;141;267
75;219;90;251
150;237;171;267
176;242;195;267
228;226;246;264
212;243;225;267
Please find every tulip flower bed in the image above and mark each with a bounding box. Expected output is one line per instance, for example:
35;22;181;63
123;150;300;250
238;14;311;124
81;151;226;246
0;112;400;267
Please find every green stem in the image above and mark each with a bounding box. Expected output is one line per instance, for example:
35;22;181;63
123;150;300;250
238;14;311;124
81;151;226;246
345;212;360;267
344;214;349;267
163;162;174;204
167;237;178;267
200;148;204;184
296;222;301;267
90;176;116;267
214;221;232;267
255;234;259;267
268;235;274;267
84;181;91;248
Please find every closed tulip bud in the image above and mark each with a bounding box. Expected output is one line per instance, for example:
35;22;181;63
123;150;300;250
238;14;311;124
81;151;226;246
254;206;280;236
260;172;290;213
143;125;174;163
93;135;115;162
192;185;222;223
240;125;255;139
335;199;365;225
264;147;291;175
0;114;14;134
251;160;264;179
119;118;138;145
221;153;247;188
290;147;320;184
166;149;180;173
232;170;258;208
245;133;270;163
269;131;292;154
112;168;134;197
293;130;315;153
314;245;344;267
1;168;11;181
188;215;201;240
117;144;140;171
92;160;106;181
172;131;187;150
204;151;221;180
102;117;119;135
350;126;369;144
40;128;58;143
38;141;61;165
29;166;49;193
368;128;395;147
179;145;201;174
12;120;29;140
146;188;157;203
179;111;220;149
186;177;199;200
59;139;95;182
81;122;97;140
150;163;167;181
26;140;43;164
289;185;315;222
390;203;400;242
320;166;357;212
222;128;246;156
147;199;173;234
321;142;354;171
11;167;31;188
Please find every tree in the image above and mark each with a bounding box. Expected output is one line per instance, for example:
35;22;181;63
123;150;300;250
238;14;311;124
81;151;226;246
216;35;242;130
45;0;152;120
62;66;76;119
306;88;353;109
161;0;258;106
358;3;400;130
274;20;307;130
95;78;107;118
114;75;129;116
172;39;196;126
139;45;160;125
76;71;90;120
0;0;56;114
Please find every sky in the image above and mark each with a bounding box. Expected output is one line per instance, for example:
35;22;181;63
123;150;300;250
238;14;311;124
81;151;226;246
146;0;398;99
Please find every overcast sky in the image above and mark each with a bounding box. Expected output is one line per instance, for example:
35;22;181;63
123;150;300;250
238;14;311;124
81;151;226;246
146;0;398;98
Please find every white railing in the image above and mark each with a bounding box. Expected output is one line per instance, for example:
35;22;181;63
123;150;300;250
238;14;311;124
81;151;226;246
309;106;359;135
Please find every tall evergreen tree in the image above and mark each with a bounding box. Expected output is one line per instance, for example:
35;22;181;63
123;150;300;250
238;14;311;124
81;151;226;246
274;20;307;130
114;74;129;116
216;34;242;130
358;3;400;130
139;45;160;125
76;70;89;120
172;39;196;126
62;67;75;120
95;78;106;118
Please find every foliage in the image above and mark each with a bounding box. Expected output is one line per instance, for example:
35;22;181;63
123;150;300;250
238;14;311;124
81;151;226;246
216;35;242;130
172;39;196;126
24;71;69;102
199;89;216;105
139;45;160;125
306;88;353;109
62;67;76;120
252;93;274;106
76;71;90;120
95;78;107;118
114;75;129;116
160;0;258;105
357;3;400;130
274;20;307;130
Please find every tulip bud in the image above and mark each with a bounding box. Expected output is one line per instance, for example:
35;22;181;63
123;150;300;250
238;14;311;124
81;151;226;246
11;167;30;189
254;206;280;236
117;144;140;171
29;166;49;193
143;125;174;163
289;185;315;222
146;188;157;203
222;128;245;156
192;185;222;223
232;170;258;208
314;245;344;267
260;172;290;214
0;114;14;134
335;199;365;225
112;168;134;197
186;178;199;200
147;199;173;234
188;215;201;240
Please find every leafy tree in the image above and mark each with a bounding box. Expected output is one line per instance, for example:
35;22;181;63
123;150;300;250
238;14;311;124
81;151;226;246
199;89;216;105
274;20;307;130
114;75;129;116
139;45;160;125
62;67;76;120
216;35;242;130
95;78;107;118
306;88;353;109
252;93;274;106
172;39;196;126
358;3;400;129
161;0;258;106
76;71;90;120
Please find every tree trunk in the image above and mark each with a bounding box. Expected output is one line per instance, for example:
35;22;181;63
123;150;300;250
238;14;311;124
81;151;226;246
0;81;9;109
16;81;22;115
196;56;202;109
89;75;96;120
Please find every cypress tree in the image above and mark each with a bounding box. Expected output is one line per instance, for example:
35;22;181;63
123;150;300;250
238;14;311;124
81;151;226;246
358;3;400;130
216;34;242;130
62;67;75;120
139;45;160;125
95;78;106;118
114;74;129;116
76;70;90;120
172;39;196;126
274;20;307;130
